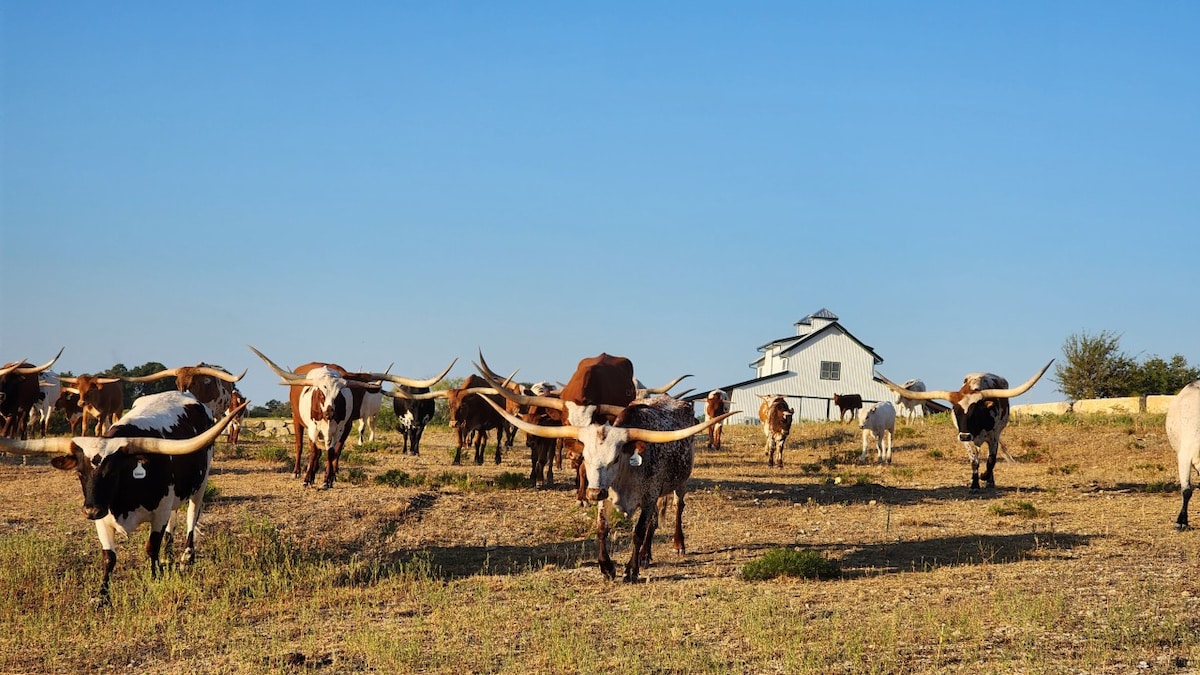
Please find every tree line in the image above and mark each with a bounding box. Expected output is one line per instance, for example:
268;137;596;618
1053;330;1198;400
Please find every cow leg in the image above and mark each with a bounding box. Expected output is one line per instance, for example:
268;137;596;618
543;446;554;486
575;458;588;507
662;488;687;554
303;439;320;486
883;430;893;465
981;441;998;488
596;502;616;580
323;441;342;489
555;439;564;470
474;430;486;465
627;508;655;582
146;527;167;579
1178;487;1193;530
1178;457;1195;530
452;426;465;465
494;429;503;465
96;549;117;602
292;421;306;478
92;520;120;601
765;439;774;467
530;446;541;487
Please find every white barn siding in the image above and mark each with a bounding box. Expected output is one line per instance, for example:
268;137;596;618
705;309;899;425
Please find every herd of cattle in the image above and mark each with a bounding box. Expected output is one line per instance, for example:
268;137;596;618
2;347;1200;601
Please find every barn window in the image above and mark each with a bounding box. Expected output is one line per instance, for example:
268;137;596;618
819;361;841;380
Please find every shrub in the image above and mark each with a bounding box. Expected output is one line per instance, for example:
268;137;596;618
742;548;840;581
990;500;1040;518
375;469;426;488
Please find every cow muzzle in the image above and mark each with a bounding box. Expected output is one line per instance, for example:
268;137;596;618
586;488;608;502
958;432;973;442
83;505;108;520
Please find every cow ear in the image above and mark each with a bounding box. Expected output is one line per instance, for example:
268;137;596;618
50;455;77;471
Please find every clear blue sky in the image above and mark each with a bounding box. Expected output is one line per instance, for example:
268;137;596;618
2;3;1197;407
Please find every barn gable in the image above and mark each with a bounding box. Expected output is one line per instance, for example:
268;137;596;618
693;309;901;424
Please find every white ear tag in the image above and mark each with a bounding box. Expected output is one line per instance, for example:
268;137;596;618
132;463;147;480
629;454;643;468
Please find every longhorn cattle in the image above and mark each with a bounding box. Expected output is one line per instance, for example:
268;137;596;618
119;363;246;420
59;374;125;437
758;395;794;467
895;379;927;424
250;348;453;481
1167;380;1200;530
355;388;384;445
832;393;863;423
703;390;730;450
0;349;63;439
226;389;248;445
386;385;436;455
28;370;63;438
250;347;369;487
523;398;563;487
0;391;247;600
877;360;1054;490
446;374;509;465
859;401;896;464
55;389;85;435
483;392;733;582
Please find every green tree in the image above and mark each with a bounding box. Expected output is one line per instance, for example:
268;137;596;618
249;399;291;418
1054;330;1138;399
1132;354;1199;396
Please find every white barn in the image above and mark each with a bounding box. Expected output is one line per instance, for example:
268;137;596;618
696;309;907;424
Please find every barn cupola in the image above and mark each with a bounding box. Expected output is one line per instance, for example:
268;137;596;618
794;308;838;337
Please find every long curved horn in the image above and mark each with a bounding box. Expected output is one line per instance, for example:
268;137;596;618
977;359;1055;399
192;366;246;383
625;411;739;444
366;358;457;388
381;387;448;401
124;400;250;455
0;361;25;378
477;396;579;440
120;369;181;383
876;372;954;401
15;347;64;375
472;363;566;413
0;435;75;456
248;345;306;382
640;373;693;395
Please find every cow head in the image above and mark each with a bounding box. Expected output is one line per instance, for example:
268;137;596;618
121;364;246;418
757;395;793;426
474;387;734;503
60;375;122;409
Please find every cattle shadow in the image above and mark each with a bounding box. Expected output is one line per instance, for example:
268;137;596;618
815;530;1095;577
688;476;1049;507
333;539;595;585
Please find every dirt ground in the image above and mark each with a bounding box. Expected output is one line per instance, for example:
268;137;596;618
3;413;1200;673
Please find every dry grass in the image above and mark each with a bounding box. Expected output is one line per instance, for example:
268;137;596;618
2;413;1199;674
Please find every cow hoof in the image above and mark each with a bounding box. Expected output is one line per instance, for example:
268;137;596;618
599;560;617;580
1176;522;1190;531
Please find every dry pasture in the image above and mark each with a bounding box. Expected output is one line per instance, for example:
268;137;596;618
3;412;1200;673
